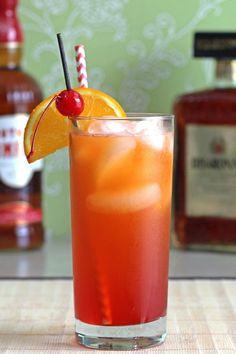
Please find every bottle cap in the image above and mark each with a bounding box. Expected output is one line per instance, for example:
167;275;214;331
194;32;236;58
0;0;23;46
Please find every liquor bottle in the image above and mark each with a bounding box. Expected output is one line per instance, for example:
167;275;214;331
174;32;236;251
0;0;44;249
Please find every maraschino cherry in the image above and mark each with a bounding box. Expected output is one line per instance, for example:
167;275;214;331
55;89;84;117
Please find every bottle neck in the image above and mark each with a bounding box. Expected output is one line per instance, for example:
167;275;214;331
214;59;236;88
0;44;22;69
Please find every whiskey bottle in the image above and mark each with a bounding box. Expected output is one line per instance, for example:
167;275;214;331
174;32;236;251
0;0;44;249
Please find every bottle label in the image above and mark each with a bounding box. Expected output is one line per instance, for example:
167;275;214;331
0;201;42;226
0;114;42;188
186;124;236;218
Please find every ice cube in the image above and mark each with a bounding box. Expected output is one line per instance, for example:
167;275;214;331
96;137;136;188
125;119;158;135
88;120;128;135
141;132;174;152
87;183;161;213
140;133;165;150
124;120;165;150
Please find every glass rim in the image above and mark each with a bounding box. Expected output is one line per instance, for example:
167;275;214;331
70;113;174;122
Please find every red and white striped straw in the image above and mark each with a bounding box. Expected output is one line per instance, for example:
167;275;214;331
74;44;88;88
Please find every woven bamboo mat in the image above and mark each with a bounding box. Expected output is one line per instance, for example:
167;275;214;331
0;280;235;353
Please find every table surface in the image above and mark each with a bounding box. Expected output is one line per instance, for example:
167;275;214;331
0;235;235;278
0;237;235;353
0;279;235;353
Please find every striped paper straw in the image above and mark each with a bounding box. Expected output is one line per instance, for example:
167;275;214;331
74;46;112;322
74;44;88;87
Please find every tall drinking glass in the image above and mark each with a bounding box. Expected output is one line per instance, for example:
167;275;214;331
69;114;174;350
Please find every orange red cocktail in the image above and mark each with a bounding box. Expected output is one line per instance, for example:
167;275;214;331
69;115;173;328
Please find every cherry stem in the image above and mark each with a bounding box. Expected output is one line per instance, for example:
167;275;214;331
57;33;71;90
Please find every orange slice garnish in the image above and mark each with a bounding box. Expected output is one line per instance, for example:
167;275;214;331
24;87;125;163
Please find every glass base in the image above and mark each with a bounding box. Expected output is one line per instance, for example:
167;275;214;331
75;316;166;350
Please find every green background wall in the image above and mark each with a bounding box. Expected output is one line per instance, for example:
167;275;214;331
19;0;235;237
